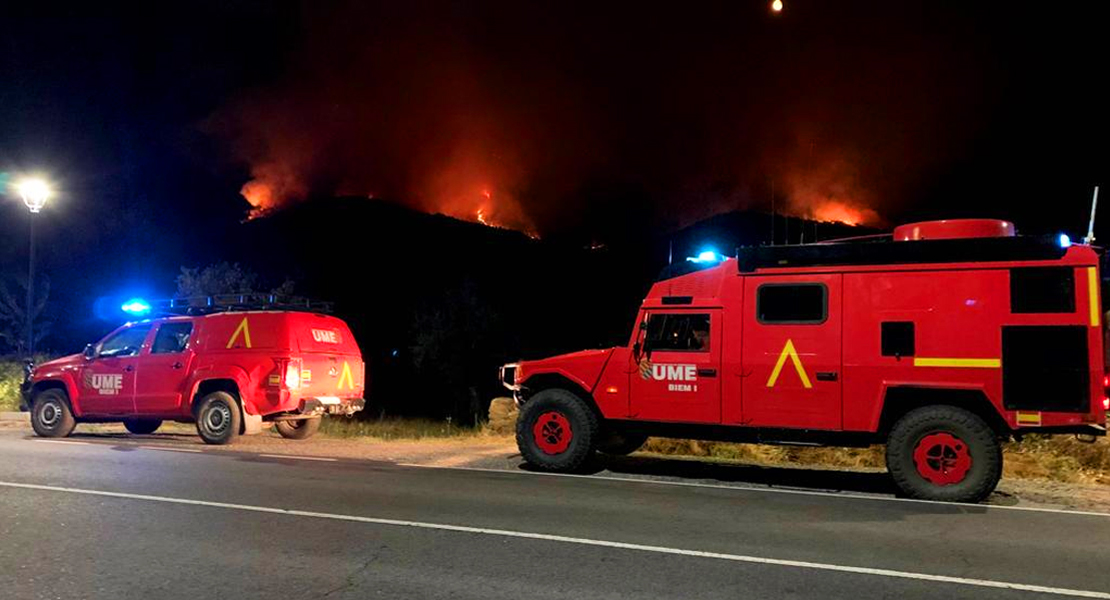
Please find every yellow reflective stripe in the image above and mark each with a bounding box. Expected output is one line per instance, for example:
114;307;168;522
1015;411;1042;425
913;357;1001;368
1088;267;1100;327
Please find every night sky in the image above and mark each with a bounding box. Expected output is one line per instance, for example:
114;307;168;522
1;1;1107;352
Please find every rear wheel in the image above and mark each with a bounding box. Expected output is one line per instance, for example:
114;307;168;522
124;419;162;435
30;389;76;438
885;405;1002;503
275;417;321;440
597;431;648;456
195;392;241;445
516;389;598;472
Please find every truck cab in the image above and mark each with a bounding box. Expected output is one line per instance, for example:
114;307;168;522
502;219;1108;502
22;296;366;444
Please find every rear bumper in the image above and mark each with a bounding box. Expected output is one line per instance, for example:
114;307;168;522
297;396;365;417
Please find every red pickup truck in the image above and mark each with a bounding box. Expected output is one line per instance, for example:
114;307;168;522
21;305;366;444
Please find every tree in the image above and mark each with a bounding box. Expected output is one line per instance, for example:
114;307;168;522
0;276;50;355
409;279;506;422
175;262;294;298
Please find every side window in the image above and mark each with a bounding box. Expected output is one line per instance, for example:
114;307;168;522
152;322;194;354
645;313;711;352
98;324;153;357
757;284;827;324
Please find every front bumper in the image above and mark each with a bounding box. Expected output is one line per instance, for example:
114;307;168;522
18;379;32;412
297;396;366;417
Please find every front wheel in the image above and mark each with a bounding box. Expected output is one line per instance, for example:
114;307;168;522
30;389;76;438
275;417;321;440
885;405;1002;503
124;419;162;435
195;392;241;445
516;389;598;472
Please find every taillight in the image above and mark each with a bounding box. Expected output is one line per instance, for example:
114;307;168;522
1103;375;1109;388
284;358;302;389
1103;397;1109;411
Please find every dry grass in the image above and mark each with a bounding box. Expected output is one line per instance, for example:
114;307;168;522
319;416;489;440
641;435;1110;485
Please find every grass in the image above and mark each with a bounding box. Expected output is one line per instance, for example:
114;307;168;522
320;416;488;440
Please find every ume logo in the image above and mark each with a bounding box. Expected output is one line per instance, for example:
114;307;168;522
648;363;698;393
90;374;123;395
311;329;339;344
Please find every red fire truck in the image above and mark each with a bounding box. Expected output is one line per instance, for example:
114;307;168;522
501;219;1108;502
22;296;366;445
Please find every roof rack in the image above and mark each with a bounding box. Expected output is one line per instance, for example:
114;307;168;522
154;294;334;316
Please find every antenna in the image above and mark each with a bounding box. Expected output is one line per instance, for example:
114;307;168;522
1083;186;1099;245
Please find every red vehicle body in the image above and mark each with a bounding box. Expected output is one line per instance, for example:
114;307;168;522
22;308;366;444
502;219;1109;502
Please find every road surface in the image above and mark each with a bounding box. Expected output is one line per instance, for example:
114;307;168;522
0;430;1107;600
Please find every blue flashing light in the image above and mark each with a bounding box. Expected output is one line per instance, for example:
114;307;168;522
687;248;723;263
1059;233;1072;248
121;298;152;316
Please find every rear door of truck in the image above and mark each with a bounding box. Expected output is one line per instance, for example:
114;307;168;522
293;315;365;399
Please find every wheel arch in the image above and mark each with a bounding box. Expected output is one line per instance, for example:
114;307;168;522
30;379;77;413
520;373;603;419
191;378;247;434
879;386;1011;437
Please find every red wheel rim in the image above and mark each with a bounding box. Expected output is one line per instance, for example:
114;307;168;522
912;432;972;485
533;411;573;455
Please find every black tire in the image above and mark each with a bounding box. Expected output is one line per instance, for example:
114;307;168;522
516;388;598;472
275;417;321;440
194;392;241;445
597;431;648;456
124;419;162;435
30;389;76;438
885;405;1002;503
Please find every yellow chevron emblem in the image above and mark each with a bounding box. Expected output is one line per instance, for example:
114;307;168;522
766;339;812;389
226;317;253;349
337;361;356;390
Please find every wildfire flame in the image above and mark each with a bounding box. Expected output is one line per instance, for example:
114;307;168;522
810;200;876;227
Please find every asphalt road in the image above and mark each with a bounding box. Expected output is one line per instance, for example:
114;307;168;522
0;430;1108;600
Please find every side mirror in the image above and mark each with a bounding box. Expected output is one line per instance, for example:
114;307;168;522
83;344;96;360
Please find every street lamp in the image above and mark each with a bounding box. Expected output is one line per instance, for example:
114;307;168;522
15;178;52;357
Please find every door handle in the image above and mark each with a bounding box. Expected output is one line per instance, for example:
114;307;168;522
697;368;718;378
816;371;838;381
124;365;135;372
171;362;183;369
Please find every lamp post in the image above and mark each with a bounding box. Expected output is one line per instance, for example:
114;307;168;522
15;178;51;357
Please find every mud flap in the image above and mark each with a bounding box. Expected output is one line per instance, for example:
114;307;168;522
242;411;263;435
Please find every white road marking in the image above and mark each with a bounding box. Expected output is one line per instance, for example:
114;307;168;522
259;454;338;462
138;446;203;454
0;480;1105;599
31;439;92;446
395;463;1110;519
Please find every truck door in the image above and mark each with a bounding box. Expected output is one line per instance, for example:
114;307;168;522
78;323;151;416
134;321;196;415
629;309;722;423
742;275;843;430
